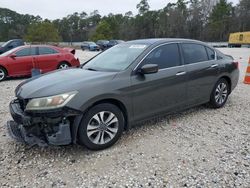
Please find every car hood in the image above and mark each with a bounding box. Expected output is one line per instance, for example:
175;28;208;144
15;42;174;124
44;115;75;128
16;68;117;99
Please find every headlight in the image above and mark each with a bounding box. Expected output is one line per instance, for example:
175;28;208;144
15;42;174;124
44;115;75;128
26;91;77;110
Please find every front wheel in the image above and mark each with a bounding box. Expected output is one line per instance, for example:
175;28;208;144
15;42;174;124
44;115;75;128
78;103;125;150
0;67;7;81
58;62;70;69
209;78;230;108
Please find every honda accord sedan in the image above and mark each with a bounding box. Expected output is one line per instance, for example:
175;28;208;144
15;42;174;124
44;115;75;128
0;45;80;81
7;39;239;150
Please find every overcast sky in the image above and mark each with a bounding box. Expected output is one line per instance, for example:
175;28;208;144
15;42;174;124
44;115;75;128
0;0;239;20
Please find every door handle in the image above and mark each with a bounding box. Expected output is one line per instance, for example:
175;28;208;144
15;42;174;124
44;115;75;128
211;64;218;68
176;71;186;76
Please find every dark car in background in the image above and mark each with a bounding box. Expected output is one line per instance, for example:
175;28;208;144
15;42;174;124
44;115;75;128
107;40;124;48
96;40;109;51
0;39;25;54
81;41;100;51
7;39;239;150
0;45;80;81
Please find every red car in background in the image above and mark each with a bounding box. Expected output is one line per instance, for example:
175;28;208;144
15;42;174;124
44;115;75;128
0;45;80;81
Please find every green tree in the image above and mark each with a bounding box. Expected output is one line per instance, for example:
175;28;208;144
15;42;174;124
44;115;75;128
25;21;61;43
136;0;150;15
188;0;204;39
238;0;250;31
90;20;112;41
0;8;42;41
208;0;233;41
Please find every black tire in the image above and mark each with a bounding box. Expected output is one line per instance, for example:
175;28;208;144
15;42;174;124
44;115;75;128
0;67;7;81
78;103;125;150
209;78;230;108
57;62;70;69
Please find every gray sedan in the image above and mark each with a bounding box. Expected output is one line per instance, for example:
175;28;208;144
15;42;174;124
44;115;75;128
7;39;239;150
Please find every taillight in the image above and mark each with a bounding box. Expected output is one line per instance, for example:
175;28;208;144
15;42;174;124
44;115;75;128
233;61;239;69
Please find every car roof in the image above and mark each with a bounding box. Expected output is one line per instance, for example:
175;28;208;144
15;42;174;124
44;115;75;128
10;45;61;51
126;38;206;46
8;39;23;42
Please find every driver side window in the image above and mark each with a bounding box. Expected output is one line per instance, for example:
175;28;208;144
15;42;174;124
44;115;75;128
141;43;181;69
16;48;31;57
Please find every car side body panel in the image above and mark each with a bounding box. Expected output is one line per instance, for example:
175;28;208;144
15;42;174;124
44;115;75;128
0;45;80;78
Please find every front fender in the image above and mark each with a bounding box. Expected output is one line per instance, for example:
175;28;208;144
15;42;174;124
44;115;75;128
69;93;133;143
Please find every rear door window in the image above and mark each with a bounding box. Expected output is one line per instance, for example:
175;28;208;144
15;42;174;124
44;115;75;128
38;47;58;55
182;43;208;64
141;43;181;69
30;47;37;55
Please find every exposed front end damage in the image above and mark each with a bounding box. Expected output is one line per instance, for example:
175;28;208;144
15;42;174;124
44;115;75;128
7;98;82;146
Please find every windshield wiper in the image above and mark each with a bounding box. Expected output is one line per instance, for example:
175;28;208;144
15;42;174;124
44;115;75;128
85;68;97;71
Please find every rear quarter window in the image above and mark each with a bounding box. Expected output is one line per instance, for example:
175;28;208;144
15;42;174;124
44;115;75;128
216;50;225;60
182;43;208;64
206;47;215;60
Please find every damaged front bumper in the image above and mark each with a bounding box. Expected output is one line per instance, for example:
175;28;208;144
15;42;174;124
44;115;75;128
7;99;82;146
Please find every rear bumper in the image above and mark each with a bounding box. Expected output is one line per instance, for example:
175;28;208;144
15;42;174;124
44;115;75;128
7;99;81;146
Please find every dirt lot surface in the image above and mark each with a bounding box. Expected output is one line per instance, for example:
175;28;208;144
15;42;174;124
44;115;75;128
0;48;249;187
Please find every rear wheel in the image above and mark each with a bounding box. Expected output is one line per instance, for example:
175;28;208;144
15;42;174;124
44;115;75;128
0;67;7;81
58;62;70;69
209;78;230;108
78;103;125;150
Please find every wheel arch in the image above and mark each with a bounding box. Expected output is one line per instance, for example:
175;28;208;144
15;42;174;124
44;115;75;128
72;98;130;144
92;98;129;130
219;75;232;93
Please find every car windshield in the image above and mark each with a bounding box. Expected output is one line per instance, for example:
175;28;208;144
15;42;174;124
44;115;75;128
83;43;148;71
1;41;10;47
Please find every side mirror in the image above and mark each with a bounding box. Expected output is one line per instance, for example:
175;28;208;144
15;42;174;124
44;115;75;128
138;64;159;75
8;45;13;49
10;54;17;58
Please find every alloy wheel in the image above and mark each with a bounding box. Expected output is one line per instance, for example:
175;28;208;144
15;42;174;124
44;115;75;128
215;82;228;105
0;69;5;81
87;111;119;145
59;63;69;69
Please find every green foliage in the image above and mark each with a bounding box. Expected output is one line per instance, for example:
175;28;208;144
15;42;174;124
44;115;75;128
0;8;42;41
136;0;150;15
208;0;233;41
1;0;250;43
25;22;61;42
90;21;112;41
238;0;250;31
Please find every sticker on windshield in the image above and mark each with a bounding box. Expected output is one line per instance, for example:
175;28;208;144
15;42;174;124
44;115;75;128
129;45;147;49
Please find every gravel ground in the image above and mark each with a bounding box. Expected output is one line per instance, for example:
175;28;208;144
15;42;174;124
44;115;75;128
0;48;249;188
